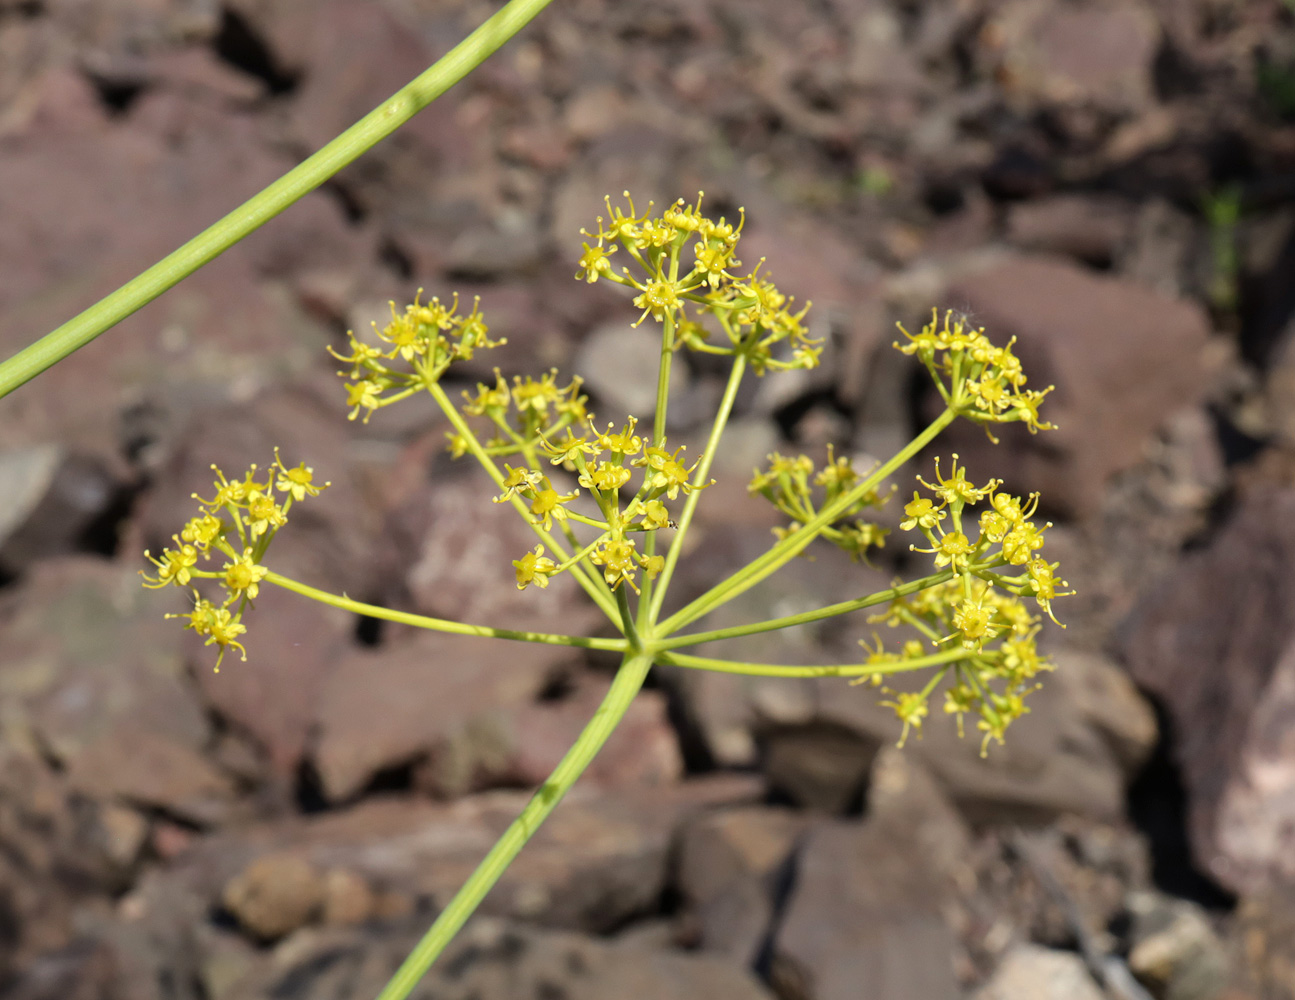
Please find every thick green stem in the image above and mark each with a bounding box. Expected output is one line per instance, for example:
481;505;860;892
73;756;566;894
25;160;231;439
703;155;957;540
373;651;654;1000
655;567;956;651
265;571;625;652
0;0;554;399
647;352;747;624
659;646;973;678
657;408;958;636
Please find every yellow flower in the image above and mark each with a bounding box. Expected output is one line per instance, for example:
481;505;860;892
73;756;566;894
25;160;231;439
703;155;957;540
274;452;325;502
880;691;929;747
529;485;578;530
223;549;268;601
900;494;943;531
141;543;198;588
513;546;557;590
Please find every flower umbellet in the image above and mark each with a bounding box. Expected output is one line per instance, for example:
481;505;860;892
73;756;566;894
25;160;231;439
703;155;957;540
142;194;1071;997
142;454;329;670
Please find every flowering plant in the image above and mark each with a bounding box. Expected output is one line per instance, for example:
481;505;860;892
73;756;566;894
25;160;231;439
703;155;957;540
0;3;1068;995
138;194;1068;999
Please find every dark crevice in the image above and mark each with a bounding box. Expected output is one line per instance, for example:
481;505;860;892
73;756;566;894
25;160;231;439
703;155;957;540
212;7;299;95
379;236;415;280
84;74;146;117
354;612;384;647
1124;693;1237;910
322;179;368;224
293;758;329;814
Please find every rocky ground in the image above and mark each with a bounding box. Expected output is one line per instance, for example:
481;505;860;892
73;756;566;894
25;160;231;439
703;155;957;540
1;0;1295;997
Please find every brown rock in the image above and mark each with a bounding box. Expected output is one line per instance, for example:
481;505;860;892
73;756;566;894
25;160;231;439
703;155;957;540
222;853;325;942
982;0;1160;112
1005;195;1133;266
311;631;570;802
677;806;808;963
770;818;961;1000
974;944;1105;1000
321;868;376;928
509;677;683;791
942;254;1212;519
67;728;236;826
1122;485;1295;891
404;470;604;637
148;775;762;935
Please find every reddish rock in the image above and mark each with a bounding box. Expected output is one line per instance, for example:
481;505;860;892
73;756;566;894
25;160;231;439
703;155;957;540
1122;485;1295;893
981;0;1160;112
1005;194;1133;266
311;631;570;802
677;806;808;963
68;729;236;826
942;254;1213;519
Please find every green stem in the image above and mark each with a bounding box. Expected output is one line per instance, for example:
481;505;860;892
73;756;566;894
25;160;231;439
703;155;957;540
657;407;957;636
647;352;747;624
0;0;554;399
265;571;625;652
655;567;956;650
373;651;654;1000
637;308;678;617
658;646;972;679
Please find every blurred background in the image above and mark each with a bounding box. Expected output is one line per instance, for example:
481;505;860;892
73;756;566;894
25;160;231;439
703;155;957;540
1;0;1293;997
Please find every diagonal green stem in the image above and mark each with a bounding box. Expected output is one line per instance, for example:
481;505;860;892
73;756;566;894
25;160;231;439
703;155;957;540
655;567;956;650
658;646;973;678
0;0;554;399
373;651;654;1000
265;571;625;651
427;382;618;621
657;407;957;636
647;352;747;624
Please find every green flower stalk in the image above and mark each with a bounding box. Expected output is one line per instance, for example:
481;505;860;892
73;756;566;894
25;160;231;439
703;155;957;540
143;195;1070;1000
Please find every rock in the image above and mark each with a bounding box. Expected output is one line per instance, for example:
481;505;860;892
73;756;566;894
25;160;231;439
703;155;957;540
676;806;807;963
218;918;777;1000
1122;485;1295;892
941;254;1213;519
1126;892;1230;1000
1215;635;1295;893
222;853;325;942
0;446;126;575
67;728;237;826
404;468;605;638
683;634;1137;824
0;70;363;474
508;676;683;791
0;557;232;824
140;776;762;936
311;631;570;802
974;944;1105;1000
980;0;1160;113
1006;195;1133;266
770;815;962;1000
1232;885;1295;1000
971;817;1152;963
575;320;695;424
320;868;376;928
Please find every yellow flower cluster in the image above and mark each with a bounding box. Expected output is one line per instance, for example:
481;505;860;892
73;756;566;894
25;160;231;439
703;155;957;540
577;192;821;375
857;453;1071;753
504;417;708;594
867;579;1053;754
331;291;503;422
141;453;328;669
895;308;1055;436
747;446;892;563
450;368;589;459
